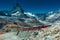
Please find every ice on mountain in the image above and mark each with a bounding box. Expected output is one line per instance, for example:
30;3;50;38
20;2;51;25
11;11;21;16
24;12;35;17
46;13;56;20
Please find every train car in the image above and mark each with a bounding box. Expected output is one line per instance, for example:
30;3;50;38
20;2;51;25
21;25;51;31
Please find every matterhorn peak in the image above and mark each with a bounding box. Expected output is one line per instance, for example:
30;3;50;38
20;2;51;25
11;3;24;14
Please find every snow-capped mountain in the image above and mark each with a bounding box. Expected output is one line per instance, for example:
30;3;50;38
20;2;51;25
0;3;52;27
46;9;60;23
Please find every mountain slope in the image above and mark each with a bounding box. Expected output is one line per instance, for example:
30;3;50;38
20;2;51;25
46;10;60;23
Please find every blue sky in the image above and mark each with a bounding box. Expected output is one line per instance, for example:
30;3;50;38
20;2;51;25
0;0;60;13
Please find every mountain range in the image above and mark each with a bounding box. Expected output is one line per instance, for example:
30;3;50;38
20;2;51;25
0;3;60;28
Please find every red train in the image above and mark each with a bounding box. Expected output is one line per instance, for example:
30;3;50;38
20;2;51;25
22;25;49;31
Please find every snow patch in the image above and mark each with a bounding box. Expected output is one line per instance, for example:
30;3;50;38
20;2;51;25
11;11;21;16
24;12;35;17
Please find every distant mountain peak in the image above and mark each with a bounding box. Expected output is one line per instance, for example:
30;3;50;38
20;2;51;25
13;3;21;10
11;3;24;14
